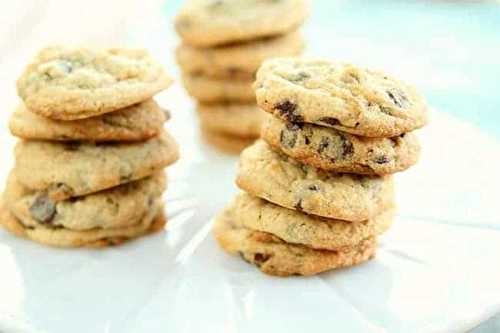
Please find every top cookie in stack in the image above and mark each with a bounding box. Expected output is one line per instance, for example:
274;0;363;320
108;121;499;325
1;46;179;248
175;0;310;153
214;57;428;276
257;58;427;175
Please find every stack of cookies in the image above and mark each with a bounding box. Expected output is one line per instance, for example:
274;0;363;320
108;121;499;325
175;0;310;153
1;46;179;247
214;58;428;276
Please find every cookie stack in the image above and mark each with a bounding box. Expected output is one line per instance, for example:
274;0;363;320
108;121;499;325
214;58;428;276
1;46;179;247
175;0;310;153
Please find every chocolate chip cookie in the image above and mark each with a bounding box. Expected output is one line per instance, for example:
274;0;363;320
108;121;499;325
182;73;254;103
213;207;377;276
261;115;420;175
255;58;428;137
14;131;179;201
237;140;394;221
201;126;257;154
176;30;304;79
0;200;165;248
198;103;265;138
222;192;393;251
175;0;310;47
4;171;165;231
17;46;172;120
9;100;167;142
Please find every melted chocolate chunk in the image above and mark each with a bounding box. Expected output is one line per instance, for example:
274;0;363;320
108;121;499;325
253;253;271;267
275;101;303;123
318;117;340;127
29;194;56;224
339;134;354;157
308;185;319;191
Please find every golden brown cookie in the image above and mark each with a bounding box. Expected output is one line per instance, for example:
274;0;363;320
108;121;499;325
237;140;394;222
0;201;166;248
176;30;304;79
175;0;310;47
213;207;377;276
9;100;167;142
255;58;428;137
17;46;172;120
14;131;179;201
261;115;420;175
201;127;256;154
182;73;254;103
197;103;265;138
4;171;166;231
222;192;393;251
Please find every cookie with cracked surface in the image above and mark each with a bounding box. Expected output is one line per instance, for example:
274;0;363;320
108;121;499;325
0;200;166;248
17;46;172;120
175;0;310;47
14;131;179;201
201;126;256;154
4;171;165;231
261;115;420;175
182;73;254;103
222;192;393;251
255;58;428;137
237;140;394;222
9;100;168;142
176;30;304;80
213;207;377;276
198;103;265;138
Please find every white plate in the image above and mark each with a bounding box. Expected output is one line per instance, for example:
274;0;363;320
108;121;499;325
1;84;499;333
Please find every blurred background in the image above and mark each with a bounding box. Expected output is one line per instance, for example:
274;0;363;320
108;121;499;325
1;1;499;331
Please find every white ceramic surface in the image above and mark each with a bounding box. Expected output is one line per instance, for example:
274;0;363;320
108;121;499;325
0;89;499;332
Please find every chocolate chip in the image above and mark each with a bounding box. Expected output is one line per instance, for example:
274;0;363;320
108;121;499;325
318;117;340;127
280;129;297;149
308;185;319;191
317;137;330;154
29;194;56;224
390;137;399;146
294;199;303;212
386;89;408;108
340;134;354;157
374;156;390;164
274;101;303;123
253;253;271;267
304;136;310;145
380;106;393;115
